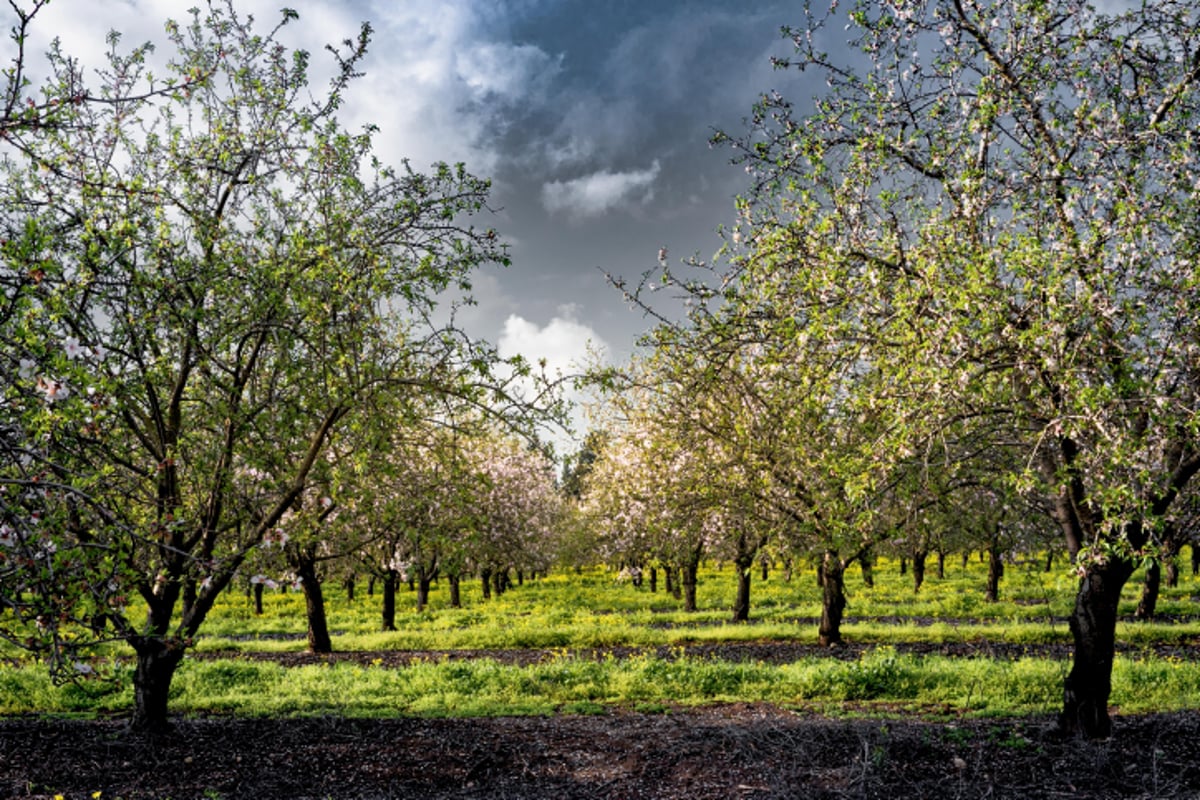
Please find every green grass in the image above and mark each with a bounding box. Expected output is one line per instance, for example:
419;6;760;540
3;552;1199;720
4;646;1198;719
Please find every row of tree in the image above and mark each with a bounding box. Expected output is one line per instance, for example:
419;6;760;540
0;1;560;732
575;0;1200;743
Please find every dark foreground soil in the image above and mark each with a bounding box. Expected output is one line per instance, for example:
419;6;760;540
3;708;1200;799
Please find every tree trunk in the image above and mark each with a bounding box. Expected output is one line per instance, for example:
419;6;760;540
253;582;264;615
298;557;332;653
899;557;907;575
368;574;375;596
649;567;657;593
962;551;970;569
344;575;355;602
761;558;769;582
381;570;398;631
731;555;753;623
818;552;846;647
1166;559;1179;588
1060;558;1135;739
130;640;185;733
1134;559;1162;621
448;573;462;608
480;568;492;600
664;564;675;596
936;550;945;580
859;550;874;588
912;551;927;593
1045;549;1054;573
985;544;1004;603
416;569;433;613
682;560;698;612
1191;544;1199;576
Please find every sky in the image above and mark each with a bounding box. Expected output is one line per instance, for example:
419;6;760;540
18;0;815;451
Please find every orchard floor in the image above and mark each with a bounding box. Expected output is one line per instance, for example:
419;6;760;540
4;707;1200;799
3;643;1200;799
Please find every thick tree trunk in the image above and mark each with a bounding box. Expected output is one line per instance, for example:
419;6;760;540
344;575;355;603
130;640;185;733
912;551;927;593
298;558;332;653
1191;544;1199;576
367;575;375;596
253;583;264;615
985;544;1004;603
818;552;846;647
760;558;769;582
1166;560;1179;588
936;550;946;580
1134;559;1162;621
899;557;907;575
648;567;657;593
448;573;462;608
731;555;753;623
1060;559;1135;739
381;570;398;632
664;564;675;597
480;568;492;600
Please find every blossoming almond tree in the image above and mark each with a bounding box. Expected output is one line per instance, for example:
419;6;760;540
710;0;1200;739
0;1;512;732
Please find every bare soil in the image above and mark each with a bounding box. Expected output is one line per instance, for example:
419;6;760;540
3;642;1200;799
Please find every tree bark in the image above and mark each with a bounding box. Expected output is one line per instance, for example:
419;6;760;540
1191;544;1199;576
253;582;265;615
448;573;462;608
985;543;1004;603
1134;559;1162;621
381;569;398;631
731;555;753;623
648;566;657;593
935;550;946;580
912;551;927;593
818;552;846;647
344;575;355;603
130;639;185;734
1060;558;1135;739
416;569;434;613
1165;560;1179;588
297;557;332;653
681;560;699;612
480;568;492;600
859;549;874;588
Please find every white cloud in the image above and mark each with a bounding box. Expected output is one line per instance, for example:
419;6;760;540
498;307;610;455
540;160;661;219
498;306;609;376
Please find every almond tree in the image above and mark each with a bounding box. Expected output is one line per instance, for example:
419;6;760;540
0;1;511;732
710;0;1200;738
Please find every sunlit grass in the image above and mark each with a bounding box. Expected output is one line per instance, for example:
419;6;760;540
4;646;1198;719
3;550;1198;721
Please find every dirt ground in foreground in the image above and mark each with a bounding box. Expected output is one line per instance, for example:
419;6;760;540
3;706;1199;800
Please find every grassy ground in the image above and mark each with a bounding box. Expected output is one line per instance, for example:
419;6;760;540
2;554;1199;719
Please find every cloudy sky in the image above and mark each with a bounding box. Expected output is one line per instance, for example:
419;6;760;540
19;0;815;449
